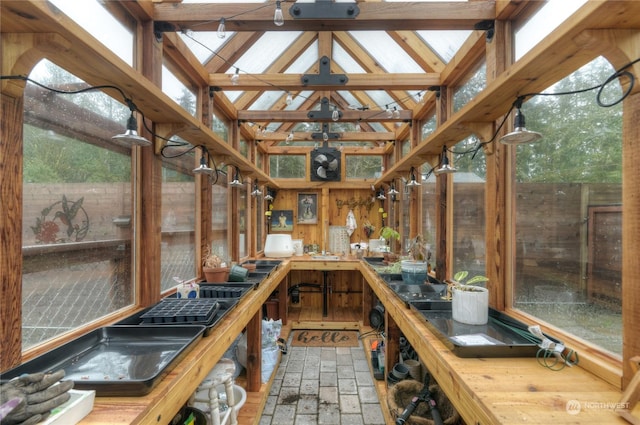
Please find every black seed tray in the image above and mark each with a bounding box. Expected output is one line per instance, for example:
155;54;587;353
199;283;254;299
140;298;219;325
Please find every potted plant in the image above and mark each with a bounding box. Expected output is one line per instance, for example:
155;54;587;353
401;235;431;285
448;271;490;325
202;247;229;283
379;226;400;263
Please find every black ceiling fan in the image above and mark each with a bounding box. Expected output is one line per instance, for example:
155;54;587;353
310;144;341;181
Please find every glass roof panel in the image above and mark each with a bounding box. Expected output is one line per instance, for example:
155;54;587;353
285;41;319;74
416;30;471;63
230;32;303;74
515;0;588;60
179;31;230;64
333;43;366;74
348;31;423;73
50;0;133;65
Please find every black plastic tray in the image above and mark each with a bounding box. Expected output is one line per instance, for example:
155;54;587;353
116;298;239;337
416;304;561;358
0;325;205;396
140;298;219;325
199;282;254;299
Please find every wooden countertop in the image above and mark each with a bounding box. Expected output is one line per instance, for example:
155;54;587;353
79;257;625;425
358;264;626;425
79;263;289;425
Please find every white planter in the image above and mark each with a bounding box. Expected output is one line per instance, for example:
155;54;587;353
451;285;489;325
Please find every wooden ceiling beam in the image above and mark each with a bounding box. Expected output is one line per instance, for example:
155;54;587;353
153;1;496;32
256;131;396;143
210;72;440;91
239;109;412;123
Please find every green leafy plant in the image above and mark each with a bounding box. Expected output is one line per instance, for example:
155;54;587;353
452;271;489;291
379;226;400;242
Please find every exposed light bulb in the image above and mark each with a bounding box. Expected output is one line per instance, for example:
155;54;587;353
385;105;393;118
332;109;340;122
355;120;361;132
274;1;285;26
286;92;293;106
392;107;400;119
231;68;239;85
322;132;329;142
217;18;226;39
286;131;294;143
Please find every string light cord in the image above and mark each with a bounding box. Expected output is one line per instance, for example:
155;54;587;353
187;1;277;31
446;56;639;161
0;74;137;110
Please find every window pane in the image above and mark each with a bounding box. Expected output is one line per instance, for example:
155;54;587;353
453;62;486;113
269;155;306;178
346;156;382;179
452;137;486;279
50;0;134;65
161;152;196;293
212;179;229;262
239;187;248;259
421;168;437;269
513;57;622;355
22;62;133;349
162;65;197;116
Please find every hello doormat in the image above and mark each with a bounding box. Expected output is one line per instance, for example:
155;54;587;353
290;330;359;347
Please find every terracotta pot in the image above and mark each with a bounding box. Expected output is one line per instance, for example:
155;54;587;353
203;267;229;283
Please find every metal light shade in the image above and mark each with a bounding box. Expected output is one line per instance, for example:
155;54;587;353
229;168;244;187
264;193;274;201
251;183;262;197
406;169;421;186
112;113;151;146
377;190;386;200
500;109;542;145
193;156;213;175
434;156;457;175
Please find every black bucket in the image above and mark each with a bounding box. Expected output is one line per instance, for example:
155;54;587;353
170;406;210;425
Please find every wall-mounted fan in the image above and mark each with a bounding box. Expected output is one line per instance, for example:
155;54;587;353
310;146;341;181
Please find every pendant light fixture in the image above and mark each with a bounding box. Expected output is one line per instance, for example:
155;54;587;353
376;189;387;200
274;1;285;26
434;146;457;175
230;67;240;85
499;97;542;145
387;182;399;195
112;112;152;146
217;18;226;39
251;182;262;197
406;167;421;187
264;187;274;201
229;166;244;188
192;146;213;175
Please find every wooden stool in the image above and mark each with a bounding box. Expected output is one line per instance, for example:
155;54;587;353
189;358;237;425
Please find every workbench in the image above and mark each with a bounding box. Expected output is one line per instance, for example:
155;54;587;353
78;256;626;424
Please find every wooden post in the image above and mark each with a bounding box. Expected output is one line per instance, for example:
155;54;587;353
0;92;24;370
245;308;263;392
